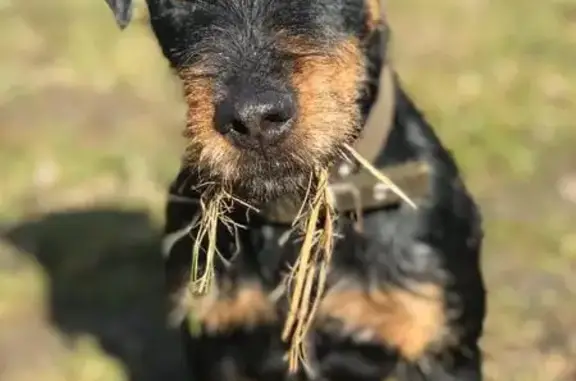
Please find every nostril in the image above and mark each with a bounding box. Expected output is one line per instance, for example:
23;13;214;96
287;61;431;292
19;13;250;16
264;111;290;124
230;119;249;135
260;111;292;131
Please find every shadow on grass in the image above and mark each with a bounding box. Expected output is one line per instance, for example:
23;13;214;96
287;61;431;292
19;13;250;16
2;208;187;381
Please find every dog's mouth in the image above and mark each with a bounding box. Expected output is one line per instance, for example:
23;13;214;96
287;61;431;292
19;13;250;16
185;133;348;204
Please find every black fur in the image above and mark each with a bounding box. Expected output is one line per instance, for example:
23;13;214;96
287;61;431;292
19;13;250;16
104;1;486;380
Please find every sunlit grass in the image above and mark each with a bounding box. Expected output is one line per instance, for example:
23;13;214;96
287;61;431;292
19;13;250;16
0;0;574;379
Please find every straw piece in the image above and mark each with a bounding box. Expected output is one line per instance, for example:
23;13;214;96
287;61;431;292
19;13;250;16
281;169;335;373
342;143;417;209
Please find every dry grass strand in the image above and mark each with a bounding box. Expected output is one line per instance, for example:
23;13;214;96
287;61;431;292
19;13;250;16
343;143;418;209
281;169;336;373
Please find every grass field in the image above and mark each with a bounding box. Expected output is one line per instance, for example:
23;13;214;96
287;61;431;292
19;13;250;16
1;0;575;380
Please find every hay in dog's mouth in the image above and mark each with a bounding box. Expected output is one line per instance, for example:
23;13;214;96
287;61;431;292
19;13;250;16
189;190;224;295
281;167;335;373
187;144;416;374
188;186;256;296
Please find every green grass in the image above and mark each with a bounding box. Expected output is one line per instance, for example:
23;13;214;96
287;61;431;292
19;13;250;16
1;0;575;380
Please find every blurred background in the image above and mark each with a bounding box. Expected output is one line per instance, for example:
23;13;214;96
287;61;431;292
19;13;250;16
0;0;575;380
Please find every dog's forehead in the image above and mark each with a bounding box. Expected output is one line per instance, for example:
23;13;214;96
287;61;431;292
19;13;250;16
158;0;359;31
175;0;344;12
147;0;372;68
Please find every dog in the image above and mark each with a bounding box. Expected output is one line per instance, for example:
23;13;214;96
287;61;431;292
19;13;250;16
103;1;487;380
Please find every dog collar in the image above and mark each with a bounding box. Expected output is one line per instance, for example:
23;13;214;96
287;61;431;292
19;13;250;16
261;64;431;225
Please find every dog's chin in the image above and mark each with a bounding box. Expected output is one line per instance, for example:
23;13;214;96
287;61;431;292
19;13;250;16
204;161;311;205
185;136;348;204
225;144;345;204
187;151;335;205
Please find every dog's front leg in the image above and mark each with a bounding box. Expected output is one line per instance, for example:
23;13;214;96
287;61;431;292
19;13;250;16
313;204;484;381
162;186;286;381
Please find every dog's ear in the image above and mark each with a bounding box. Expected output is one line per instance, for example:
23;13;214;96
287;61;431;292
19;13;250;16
104;0;133;29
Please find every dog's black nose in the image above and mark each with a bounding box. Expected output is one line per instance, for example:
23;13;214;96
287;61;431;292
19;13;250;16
215;91;295;147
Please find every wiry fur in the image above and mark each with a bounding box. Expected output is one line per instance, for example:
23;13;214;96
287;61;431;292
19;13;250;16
139;0;379;202
103;1;487;380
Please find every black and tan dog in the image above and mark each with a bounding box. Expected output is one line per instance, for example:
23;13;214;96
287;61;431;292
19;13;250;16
104;0;486;380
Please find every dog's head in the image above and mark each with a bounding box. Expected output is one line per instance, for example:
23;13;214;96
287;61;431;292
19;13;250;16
105;0;388;203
